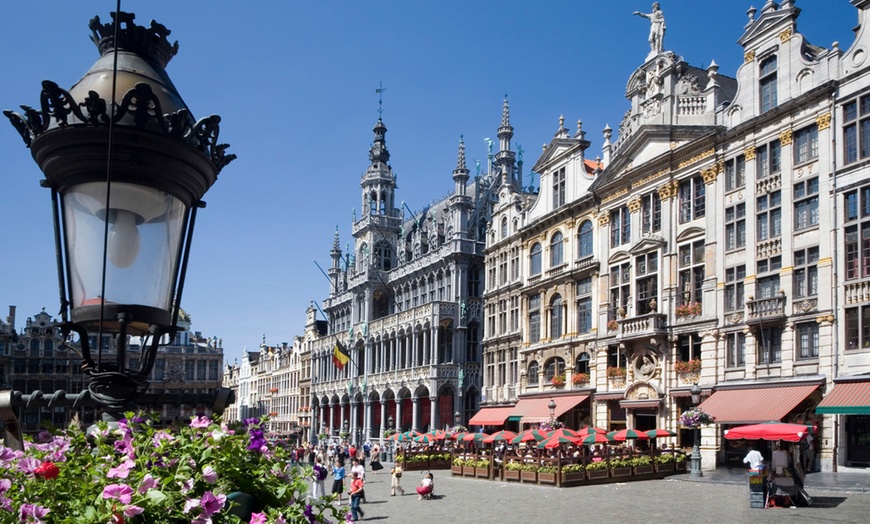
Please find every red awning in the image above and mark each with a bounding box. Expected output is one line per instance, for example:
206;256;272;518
511;394;590;424
817;380;870;415
468;406;515;426
697;384;818;424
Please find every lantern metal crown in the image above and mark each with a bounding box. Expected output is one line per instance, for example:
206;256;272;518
4;11;235;409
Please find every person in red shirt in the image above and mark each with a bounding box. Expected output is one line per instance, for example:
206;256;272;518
349;471;366;521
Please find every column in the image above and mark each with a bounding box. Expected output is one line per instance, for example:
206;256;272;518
431;326;438;365
395;398;403;431
380;400;388;439
430;396;438;431
411;396;420;431
340;403;347;437
364;400;372;442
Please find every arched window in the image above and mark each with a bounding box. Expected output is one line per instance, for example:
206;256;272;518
530;243;542;275
29;339;40;357
43;339;54;356
550;294;563;339
550;232;563;267
528;361;539;385
760;55;778;113
575;353;590;375
544;357;566;382
577;220;593;258
501;217;508;239
375;242;391;271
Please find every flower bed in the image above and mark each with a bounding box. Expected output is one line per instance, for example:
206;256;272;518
0;413;347;523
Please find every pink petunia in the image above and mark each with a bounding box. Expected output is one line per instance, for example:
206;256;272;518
200;491;226;517
138;474;159;494
249;513;267;524
189;415;211;429
19;503;50;523
0;479;10;493
202;465;218;484
183;497;200;514
123;505;145;517
102;484;134;505
107;459;136;479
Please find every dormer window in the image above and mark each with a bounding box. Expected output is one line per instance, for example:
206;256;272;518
760;55;778;113
553;167;566;208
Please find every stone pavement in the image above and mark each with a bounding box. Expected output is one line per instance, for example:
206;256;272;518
320;465;870;524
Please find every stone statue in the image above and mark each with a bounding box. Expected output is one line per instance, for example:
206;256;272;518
484;137;494;155
634;2;666;57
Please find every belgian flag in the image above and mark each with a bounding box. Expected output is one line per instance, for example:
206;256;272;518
332;341;350;370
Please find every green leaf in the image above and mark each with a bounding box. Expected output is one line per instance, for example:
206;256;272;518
146;489;167;505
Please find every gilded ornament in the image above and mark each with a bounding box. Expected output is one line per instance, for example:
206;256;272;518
817;112;832;131
744;145;756;161
780;129;793;145
627;196;642;213
744;50;756;63
779;28;792;43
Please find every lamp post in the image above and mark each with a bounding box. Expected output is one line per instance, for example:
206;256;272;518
548;398;557;425
690;383;703;478
2;11;234;442
343;419;349;442
454;410;461;428
387;415;395;462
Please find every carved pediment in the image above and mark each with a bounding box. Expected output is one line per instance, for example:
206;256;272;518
737;7;798;49
607;250;630;265
531;138;584;173
676;227;705;242
628;234;666;255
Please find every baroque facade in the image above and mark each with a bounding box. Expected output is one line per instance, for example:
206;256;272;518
475;0;870;472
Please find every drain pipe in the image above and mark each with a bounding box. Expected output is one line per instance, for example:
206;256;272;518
829;86;839;473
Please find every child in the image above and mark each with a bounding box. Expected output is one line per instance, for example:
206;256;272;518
416;472;433;500
331;458;346;505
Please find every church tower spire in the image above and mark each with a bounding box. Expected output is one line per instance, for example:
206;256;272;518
494;96;517;186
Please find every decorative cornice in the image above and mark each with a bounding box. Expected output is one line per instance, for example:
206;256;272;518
701;163;721;185
677;148;715;169
598;213;611;226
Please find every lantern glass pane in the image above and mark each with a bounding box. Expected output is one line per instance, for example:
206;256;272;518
63;181;186;313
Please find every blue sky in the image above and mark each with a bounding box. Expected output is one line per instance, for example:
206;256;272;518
0;1;857;364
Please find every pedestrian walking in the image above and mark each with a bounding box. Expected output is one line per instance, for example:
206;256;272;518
390;464;404;496
349;471;366;521
311;457;327;499
331;458;346;505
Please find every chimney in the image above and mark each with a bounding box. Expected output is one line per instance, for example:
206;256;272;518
7;305;16;331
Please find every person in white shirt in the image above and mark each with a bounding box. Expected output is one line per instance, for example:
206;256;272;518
350;458;367;503
743;448;765;469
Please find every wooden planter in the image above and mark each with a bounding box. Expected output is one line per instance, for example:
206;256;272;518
634;465;654;475
520;471;538;483
504;469;520;482
538;472;557;484
475;467;489;478
611;466;632;478
655;463;675;473
430;460;451;470
463;467;476;477
561;471;586;484
586;468;609;480
451;465;463;476
675;460;688;472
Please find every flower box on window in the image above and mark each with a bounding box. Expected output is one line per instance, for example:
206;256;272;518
673;358;702;373
675;302;702;318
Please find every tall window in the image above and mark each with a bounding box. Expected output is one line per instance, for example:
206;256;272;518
844;186;870;280
575;353;591;375
529;294;541;343
635;252;658;314
553;167;566;208
576;278;592;334
726;332;746;368
374;241;391;271
678;240;705;307
498;299;507;335
577;220;594;258
725;155;746;191
550;232;564;267
794;247;819;298
641;192;661;234
501;217;508;239
759;55;778;112
544;357;566;381
845;305;870;350
610;262;630;320
796;322;819;359
527;361;539;385
550;295;563;339
725;265;746;312
530;243;542;275
678;175;705;223
725;203;746;251
498;252;508;285
610;206;631;247
756;256;782;299
757;191;782;241
794;124;819;164
843;95;870;164
678;334;702;362
510;247;520;280
757;327;782;364
794;177;819;230
756;139;781;179
468;266;481;297
510;296;519;331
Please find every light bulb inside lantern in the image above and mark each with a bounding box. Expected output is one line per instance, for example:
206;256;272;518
107;209;141;268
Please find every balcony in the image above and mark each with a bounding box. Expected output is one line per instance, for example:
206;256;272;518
616;313;667;342
746;293;786;321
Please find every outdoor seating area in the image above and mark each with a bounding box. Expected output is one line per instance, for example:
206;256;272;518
391;426;689;487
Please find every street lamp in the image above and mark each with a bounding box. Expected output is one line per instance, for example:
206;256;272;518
454;410;461;427
4;12;234;418
690;383;703;478
548;398;557;423
386;415;395;462
388;415;395;430
343;419;349;440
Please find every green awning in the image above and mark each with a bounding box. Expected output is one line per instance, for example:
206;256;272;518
507;416;522;422
816;380;870;415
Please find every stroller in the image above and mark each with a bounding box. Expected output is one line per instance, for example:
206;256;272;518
417;470;435;500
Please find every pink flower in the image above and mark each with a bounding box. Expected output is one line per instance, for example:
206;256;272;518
102;484;134;505
202;465;218;484
249;512;267;524
138;473;159;494
190;415;211;429
152;430;175;447
200;491;226;517
183;498;200;514
179;477;194;493
123;505;144;517
17;457;41;474
0;478;11;493
107;459;136;479
19;503;50;523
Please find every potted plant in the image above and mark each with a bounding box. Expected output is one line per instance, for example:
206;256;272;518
520;463;538;483
463;458;476;477
606;366;626;378
503;461;522;482
0;413;348;523
560;463;586;483
551;374;566;388
474;459;491;478
607;319;619;331
680;408;715;428
675;452;688;472
585;460;610;480
572;372;590;385
674;358;702;373
537;464;558;484
451;457;466;476
654;453;676;473
609;457;633;478
631;455;654;475
675;301;702;318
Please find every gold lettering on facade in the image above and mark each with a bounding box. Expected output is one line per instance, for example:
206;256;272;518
817;112;832;131
780;129;793;145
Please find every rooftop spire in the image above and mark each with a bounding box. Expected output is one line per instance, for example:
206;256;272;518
501;95;510;127
456;134;467;171
368;118;390;164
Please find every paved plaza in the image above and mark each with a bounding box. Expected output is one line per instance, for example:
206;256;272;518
325;467;870;524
